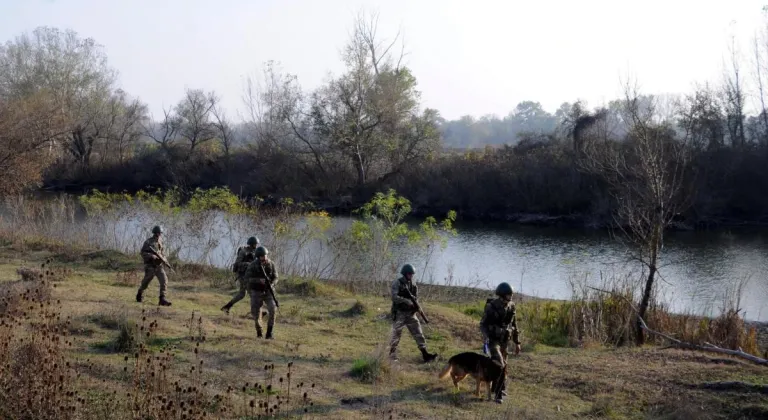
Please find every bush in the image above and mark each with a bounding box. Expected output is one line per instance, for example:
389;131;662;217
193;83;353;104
113;320;139;353
88;311;123;330
279;278;338;298
462;304;484;319
16;266;42;281
517;300;571;347
0;278;77;419
342;300;368;317
0;277;53;316
350;355;388;383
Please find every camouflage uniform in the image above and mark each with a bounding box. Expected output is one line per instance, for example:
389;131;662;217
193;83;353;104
243;258;278;338
479;296;521;400
137;234;170;305
221;245;258;313
388;275;436;362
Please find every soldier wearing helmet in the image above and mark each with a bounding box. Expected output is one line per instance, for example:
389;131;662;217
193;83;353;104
480;281;522;403
136;225;171;306
221;236;260;315
242;245;278;339
389;263;438;363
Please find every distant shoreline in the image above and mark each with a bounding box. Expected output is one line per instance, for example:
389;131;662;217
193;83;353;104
38;184;768;232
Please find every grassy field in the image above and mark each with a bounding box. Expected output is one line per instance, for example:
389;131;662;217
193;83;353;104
1;241;767;419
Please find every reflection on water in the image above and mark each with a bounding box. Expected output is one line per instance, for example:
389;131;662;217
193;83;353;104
425;222;768;322
154;214;768;322
5;197;766;322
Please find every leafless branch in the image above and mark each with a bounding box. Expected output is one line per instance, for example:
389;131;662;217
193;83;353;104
587;286;767;366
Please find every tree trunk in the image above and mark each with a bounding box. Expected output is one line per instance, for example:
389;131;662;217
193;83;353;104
224;151;231;186
355;148;366;186
736;105;745;147
636;262;657;346
755;39;768;144
186;141;197;161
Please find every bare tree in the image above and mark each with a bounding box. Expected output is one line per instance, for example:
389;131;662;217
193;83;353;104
678;84;725;151
242;61;297;146
175;89;218;159
308;11;439;187
350;10;407;76
0;27;117;168
752;9;768;145
211;103;235;158
753;35;768;144
722;35;746;147
579;82;693;345
67;93;110;169
242;61;331;181
0;92;70;194
143;107;180;152
106;89;148;164
652;94;684;126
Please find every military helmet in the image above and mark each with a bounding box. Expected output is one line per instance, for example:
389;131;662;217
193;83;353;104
400;264;416;275
495;282;514;296
255;246;268;257
151;225;163;234
247;236;259;246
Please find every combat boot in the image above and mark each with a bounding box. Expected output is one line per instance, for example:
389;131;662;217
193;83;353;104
136;290;143;303
256;326;263;338
220;303;232;314
159;296;172;306
493;376;506;403
265;326;274;340
389;347;399;362
420;348;437;363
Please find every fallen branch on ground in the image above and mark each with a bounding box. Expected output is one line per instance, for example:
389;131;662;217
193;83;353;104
586;286;768;367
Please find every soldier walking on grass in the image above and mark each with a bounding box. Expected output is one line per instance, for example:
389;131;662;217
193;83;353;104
389;264;438;363
480;282;522;404
221;236;260;315
243;246;278;339
136;225;172;306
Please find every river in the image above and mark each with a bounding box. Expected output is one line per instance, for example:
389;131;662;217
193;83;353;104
119;212;768;323
428;221;768;322
3;197;767;322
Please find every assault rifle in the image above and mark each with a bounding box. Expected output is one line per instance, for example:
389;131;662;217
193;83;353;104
259;263;280;309
403;287;429;324
147;246;176;274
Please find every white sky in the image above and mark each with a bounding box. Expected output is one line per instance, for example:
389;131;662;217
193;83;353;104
1;0;766;121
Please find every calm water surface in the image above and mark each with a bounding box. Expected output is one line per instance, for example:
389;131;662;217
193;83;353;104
7;198;766;322
425;221;768;322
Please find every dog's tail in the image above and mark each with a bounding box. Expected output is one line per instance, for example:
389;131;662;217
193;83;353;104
438;363;453;380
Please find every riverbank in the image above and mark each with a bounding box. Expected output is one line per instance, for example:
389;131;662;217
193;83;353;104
38;182;768;232
1;240;766;419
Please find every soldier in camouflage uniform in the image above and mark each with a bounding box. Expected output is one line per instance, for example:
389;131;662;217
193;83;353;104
480;282;522;404
389;264;438;363
136;225;172;306
221;236;260;314
243;246;278;339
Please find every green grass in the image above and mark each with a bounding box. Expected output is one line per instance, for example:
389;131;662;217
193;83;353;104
0;241;766;419
350;356;388;383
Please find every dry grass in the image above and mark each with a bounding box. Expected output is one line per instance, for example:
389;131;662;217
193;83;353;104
0;242;765;419
114;269;141;287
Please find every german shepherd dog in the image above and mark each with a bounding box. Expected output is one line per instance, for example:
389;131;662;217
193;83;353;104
438;352;505;400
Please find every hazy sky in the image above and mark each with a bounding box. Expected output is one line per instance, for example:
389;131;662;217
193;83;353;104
1;0;766;121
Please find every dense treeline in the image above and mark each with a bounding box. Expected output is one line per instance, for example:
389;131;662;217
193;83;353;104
4;14;768;228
